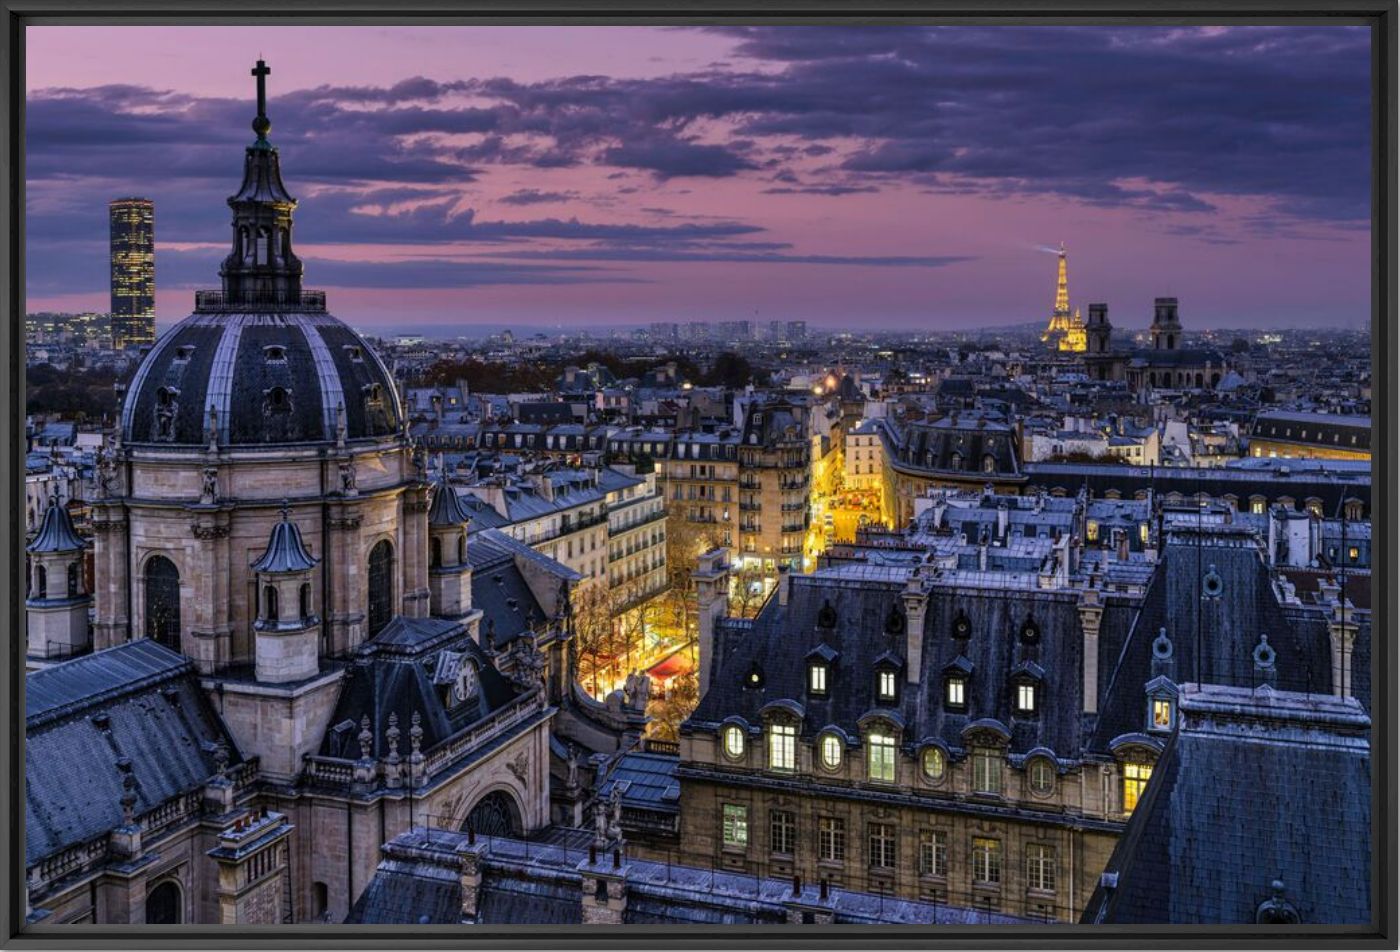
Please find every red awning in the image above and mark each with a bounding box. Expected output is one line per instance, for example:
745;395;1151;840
647;651;694;680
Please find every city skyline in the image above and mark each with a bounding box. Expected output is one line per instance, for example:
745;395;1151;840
26;25;1371;332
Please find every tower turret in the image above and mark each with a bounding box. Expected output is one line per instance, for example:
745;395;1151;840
427;477;475;620
250;502;320;683
26;498;91;659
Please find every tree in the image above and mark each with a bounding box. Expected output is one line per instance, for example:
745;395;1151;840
646;669;699;742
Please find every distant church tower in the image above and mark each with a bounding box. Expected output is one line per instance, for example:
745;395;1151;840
1150;297;1183;350
1041;242;1087;352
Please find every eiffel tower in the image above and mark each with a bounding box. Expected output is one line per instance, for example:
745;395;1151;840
1041;242;1087;352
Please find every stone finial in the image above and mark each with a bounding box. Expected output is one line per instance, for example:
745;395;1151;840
410;710;423;756
386;711;401;760
213;738;230;780
335;402;347;448
117;760;137;826
358;714;373;761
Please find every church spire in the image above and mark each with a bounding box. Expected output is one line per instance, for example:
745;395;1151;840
213;58;308;309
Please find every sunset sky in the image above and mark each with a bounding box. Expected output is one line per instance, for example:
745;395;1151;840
25;25;1371;334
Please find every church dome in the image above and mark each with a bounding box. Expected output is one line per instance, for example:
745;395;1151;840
118;59;402;448
119;309;402;446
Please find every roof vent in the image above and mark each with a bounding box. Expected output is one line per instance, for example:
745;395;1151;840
89;711;112;731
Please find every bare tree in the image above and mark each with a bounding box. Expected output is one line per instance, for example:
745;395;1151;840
646;668;700;742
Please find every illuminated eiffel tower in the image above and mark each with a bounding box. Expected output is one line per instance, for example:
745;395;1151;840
1041;242;1087;352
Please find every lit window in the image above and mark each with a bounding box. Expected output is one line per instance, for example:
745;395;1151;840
867;730;897;783
1015;682;1037;715
1028;758;1055;796
972;837;1002;886
1151;698;1174;731
1140;522;1150;543
722;804;749;848
972;747;1002;795
922;747;946;782
722;726;746;759
877;669;897;702
869;822;897;869
809;664;828;695
769;809;796;855
1086;520;1099;542
945;676;967;710
1349;547;1360;562
919;830;948;878
820;734;843;770
1123;762;1152;813
1026;844;1056;892
819;817;846;862
768;722;796;772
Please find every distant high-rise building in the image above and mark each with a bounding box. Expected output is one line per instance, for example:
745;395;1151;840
785;320;807;342
109;198;155;349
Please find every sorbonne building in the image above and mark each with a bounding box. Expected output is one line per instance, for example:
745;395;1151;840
23;62;645;927
675;489;1370;922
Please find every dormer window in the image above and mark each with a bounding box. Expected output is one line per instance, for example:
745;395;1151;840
722;725;746;760
264;345;287;362
745;660;765;689
174;345;195;361
819;733;843;770
1018;616;1040;645
866;728;897;783
921;747;946;783
1150;697;1174;731
767;722;796;772
945;676;967;711
809;663;828;696
1028;757;1055;797
1015;682;1038;715
877;669;897;702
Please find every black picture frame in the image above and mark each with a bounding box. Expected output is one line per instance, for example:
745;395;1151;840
2;3;1394;948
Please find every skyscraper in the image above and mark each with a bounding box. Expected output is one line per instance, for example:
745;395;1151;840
109;197;155;349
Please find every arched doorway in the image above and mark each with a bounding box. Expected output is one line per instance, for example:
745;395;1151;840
145;879;183;924
462;790;522;838
366;540;394;637
144;556;181;651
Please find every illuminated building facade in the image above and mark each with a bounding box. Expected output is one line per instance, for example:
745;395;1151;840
1041;243;1087;353
108;198;155;349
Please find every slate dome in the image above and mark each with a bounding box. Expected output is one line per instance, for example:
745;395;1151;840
118;59;402;448
120;310;402;446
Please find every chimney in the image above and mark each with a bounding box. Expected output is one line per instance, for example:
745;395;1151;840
777;563;791;607
693;549;731;696
996;502;1009;542
1078;587;1104;713
1115;528;1130;563
901;570;930;684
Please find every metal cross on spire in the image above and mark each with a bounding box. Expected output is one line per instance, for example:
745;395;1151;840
251;59;272;141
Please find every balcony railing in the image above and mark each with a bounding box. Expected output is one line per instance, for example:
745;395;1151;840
194;289;328;312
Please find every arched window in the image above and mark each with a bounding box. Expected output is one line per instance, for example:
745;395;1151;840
145;556;181;650
312;882;329;922
145;879;183;924
367;540;394;636
67;561;80;597
430;537;442;568
299;583;312;620
263;585;279;622
255;227;271;265
462;791;521;838
457;535;466;565
35;565;46;599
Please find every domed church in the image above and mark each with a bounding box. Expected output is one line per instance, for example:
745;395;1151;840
23;62;636;928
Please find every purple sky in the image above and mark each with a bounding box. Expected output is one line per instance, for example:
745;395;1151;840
25;25;1371;333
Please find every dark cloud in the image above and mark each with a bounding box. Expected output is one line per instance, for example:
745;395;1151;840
25;25;1369;302
498;188;579;205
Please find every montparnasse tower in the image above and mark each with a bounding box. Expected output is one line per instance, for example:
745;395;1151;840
1041;242;1087;352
